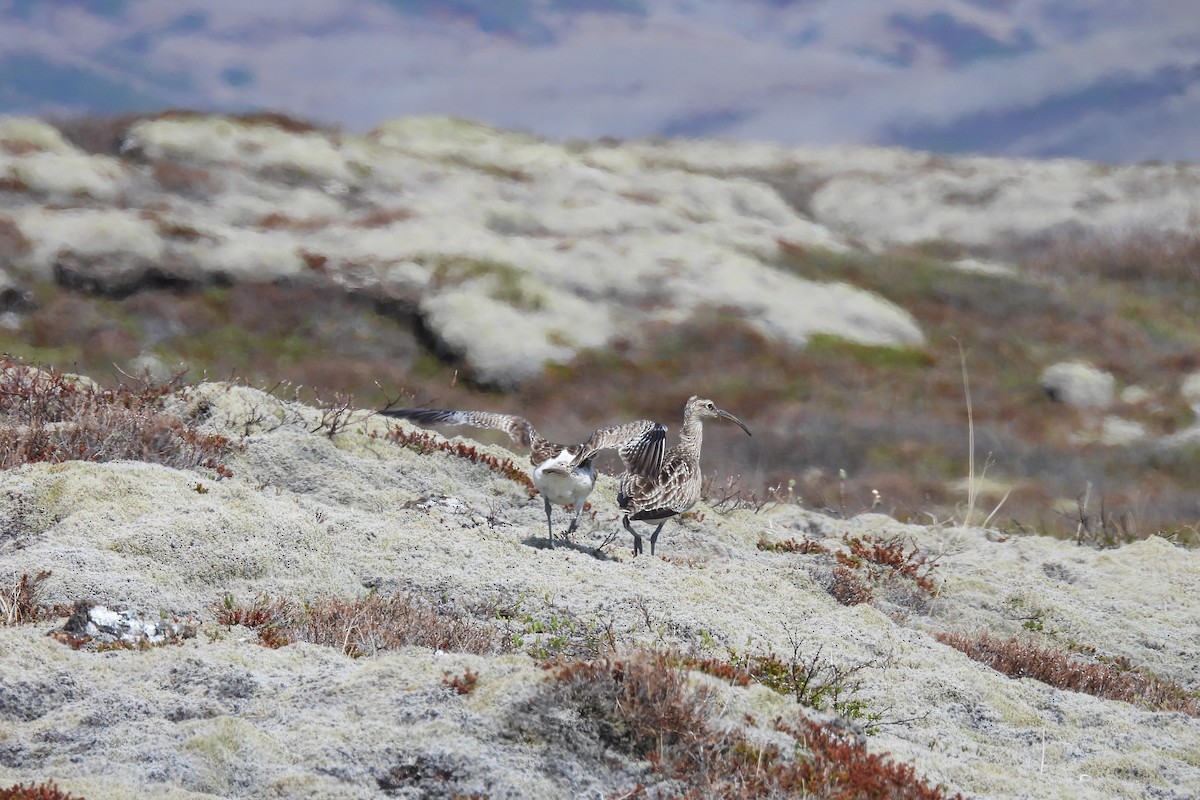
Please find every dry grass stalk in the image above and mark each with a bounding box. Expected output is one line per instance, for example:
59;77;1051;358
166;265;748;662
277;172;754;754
0;570;53;626
702;473;781;514
311;391;358;437
957;340;979;527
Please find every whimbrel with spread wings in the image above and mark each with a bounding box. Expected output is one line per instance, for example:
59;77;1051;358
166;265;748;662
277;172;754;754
618;396;751;556
378;408;666;548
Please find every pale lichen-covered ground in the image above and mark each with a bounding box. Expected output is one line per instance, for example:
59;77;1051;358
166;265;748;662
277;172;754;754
1;383;1197;799
4;114;1200;387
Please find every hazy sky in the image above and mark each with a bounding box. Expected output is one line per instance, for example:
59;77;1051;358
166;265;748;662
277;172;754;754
2;0;1198;162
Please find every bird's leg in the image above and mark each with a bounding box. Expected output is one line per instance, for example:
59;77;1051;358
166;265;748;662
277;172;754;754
649;522;666;556
543;496;555;549
622;516;642;556
565;499;585;539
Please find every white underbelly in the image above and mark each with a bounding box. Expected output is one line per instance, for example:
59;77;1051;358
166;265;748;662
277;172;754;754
534;463;594;506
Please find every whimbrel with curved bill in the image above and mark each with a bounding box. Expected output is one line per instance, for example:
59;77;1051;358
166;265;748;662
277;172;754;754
378;408;667;548
618;396;751;556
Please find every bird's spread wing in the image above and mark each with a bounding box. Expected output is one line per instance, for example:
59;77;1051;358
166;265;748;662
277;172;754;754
577;420;666;478
378;408;535;449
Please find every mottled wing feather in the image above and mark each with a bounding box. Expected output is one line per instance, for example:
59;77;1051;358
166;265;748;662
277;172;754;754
618;451;701;517
378;408;536;449
617;422;667;479
576;420;666;478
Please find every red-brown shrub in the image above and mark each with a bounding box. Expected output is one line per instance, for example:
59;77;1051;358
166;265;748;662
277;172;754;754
937;631;1199;716
0;781;84;800
829;534;941;608
0;357;233;475
443;669;480;695
151;161;222;196
380;423;536;496
757;537;829;555
545;650;961;799
828;565;875;606
215;592;509;656
0;214;30;261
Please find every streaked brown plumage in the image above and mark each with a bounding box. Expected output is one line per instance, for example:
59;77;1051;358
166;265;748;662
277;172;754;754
618;396;751;556
378;408;666;547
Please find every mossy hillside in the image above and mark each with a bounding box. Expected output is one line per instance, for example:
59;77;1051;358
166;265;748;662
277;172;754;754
3;379;1198;798
4;112;1200;541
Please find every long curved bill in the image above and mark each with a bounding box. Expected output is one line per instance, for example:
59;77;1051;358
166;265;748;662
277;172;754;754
718;408;751;436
